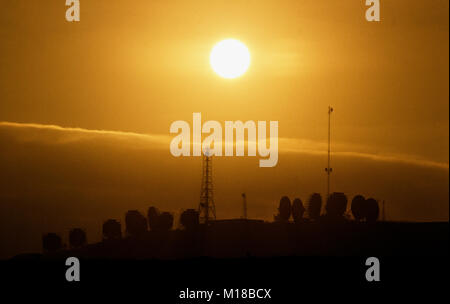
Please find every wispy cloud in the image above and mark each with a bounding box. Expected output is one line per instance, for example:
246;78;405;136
1;121;448;170
279;138;449;170
0;121;169;141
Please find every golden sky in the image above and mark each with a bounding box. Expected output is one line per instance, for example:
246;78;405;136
0;0;448;257
1;0;448;162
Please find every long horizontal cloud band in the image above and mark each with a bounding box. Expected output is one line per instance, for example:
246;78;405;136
1;121;447;170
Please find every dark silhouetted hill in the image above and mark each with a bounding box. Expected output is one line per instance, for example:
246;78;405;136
32;220;448;260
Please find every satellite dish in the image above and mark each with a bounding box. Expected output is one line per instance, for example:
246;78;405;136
351;195;366;221
292;198;305;223
278;196;292;221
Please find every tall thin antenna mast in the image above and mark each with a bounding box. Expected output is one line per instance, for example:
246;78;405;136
241;193;247;220
198;150;216;225
325;106;333;202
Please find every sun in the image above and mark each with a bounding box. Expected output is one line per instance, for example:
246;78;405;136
210;39;250;79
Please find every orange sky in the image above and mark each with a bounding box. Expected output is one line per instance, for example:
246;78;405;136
1;0;448;162
0;0;448;257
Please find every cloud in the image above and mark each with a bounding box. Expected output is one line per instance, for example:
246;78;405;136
0;121;170;147
280;138;449;170
0;121;448;258
1;121;447;170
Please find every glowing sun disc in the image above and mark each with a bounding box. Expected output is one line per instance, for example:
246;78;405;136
210;39;250;79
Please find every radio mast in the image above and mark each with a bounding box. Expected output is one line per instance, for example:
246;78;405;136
325;106;333;202
241;193;247;220
198;150;216;224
